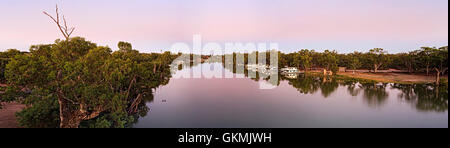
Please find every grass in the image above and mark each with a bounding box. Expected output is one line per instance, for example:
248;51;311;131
301;71;448;85
336;72;448;85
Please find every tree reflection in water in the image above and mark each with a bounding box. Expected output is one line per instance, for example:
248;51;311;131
264;70;446;112
392;84;448;112
360;83;389;108
224;61;446;112
344;81;362;97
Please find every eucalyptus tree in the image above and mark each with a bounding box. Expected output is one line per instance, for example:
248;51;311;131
431;46;448;85
118;41;133;51
367;48;390;73
348;52;362;74
294;49;314;72
317;50;338;73
418;47;435;75
395;51;418;73
0;49;22;83
2;38;173;128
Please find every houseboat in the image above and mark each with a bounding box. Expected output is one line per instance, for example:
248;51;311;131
280;67;299;74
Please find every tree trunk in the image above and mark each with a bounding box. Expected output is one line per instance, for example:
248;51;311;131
435;68;440;86
441;68;448;76
58;97;104;128
58;98;82;128
426;65;430;76
407;63;413;73
435;85;440;98
374;64;378;73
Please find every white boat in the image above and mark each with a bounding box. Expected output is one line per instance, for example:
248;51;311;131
280;67;299;73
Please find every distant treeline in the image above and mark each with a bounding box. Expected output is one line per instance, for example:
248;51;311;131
0;40;448;128
2;46;448;83
277;47;448;75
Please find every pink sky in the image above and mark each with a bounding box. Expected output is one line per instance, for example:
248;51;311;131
0;0;448;53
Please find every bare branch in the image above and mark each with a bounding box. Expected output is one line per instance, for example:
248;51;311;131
81;105;106;120
55;4;60;23
57;89;80;105
63;15;69;35
43;4;75;40
43;11;58;24
125;76;137;99
128;93;143;114
68;28;75;37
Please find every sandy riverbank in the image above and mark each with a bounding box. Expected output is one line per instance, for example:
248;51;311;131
0;102;25;128
337;72;448;84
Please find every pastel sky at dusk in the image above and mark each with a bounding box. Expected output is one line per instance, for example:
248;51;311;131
0;0;448;53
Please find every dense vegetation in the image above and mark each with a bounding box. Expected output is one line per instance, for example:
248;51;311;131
278;47;448;76
0;49;23;83
218;46;447;84
215;46;448;76
0;38;177;127
0;42;447;127
0;4;446;128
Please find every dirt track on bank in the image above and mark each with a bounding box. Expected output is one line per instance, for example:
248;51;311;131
0;102;25;128
338;72;447;83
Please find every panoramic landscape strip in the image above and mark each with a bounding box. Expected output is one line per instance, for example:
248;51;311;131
0;0;448;130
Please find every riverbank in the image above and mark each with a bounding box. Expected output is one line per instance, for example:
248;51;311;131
336;72;448;84
0;102;25;128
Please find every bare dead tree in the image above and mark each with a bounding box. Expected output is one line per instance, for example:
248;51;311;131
43;5;75;40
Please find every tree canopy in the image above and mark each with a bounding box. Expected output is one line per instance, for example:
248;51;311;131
0;38;176;127
0;42;448;126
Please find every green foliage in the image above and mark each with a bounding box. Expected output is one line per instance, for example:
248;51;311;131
261;46;447;75
0;49;22;58
348;52;362;71
118;41;133;51
293;49;314;71
1;37;174;128
0;49;23;83
431;47;448;71
0;49;26;109
317;50;338;73
16;97;60;128
367;48;391;72
1;37;447;127
391;52;417;72
80;112;135;128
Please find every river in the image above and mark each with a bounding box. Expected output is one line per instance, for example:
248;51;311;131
133;63;448;128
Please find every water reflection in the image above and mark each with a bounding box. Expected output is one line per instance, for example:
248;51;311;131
360;83;389;108
392;84;448;112
285;75;320;95
345;82;362;97
133;62;447;128
284;74;446;111
222;61;447;112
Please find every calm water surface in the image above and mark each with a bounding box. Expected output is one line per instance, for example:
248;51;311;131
133;63;448;128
